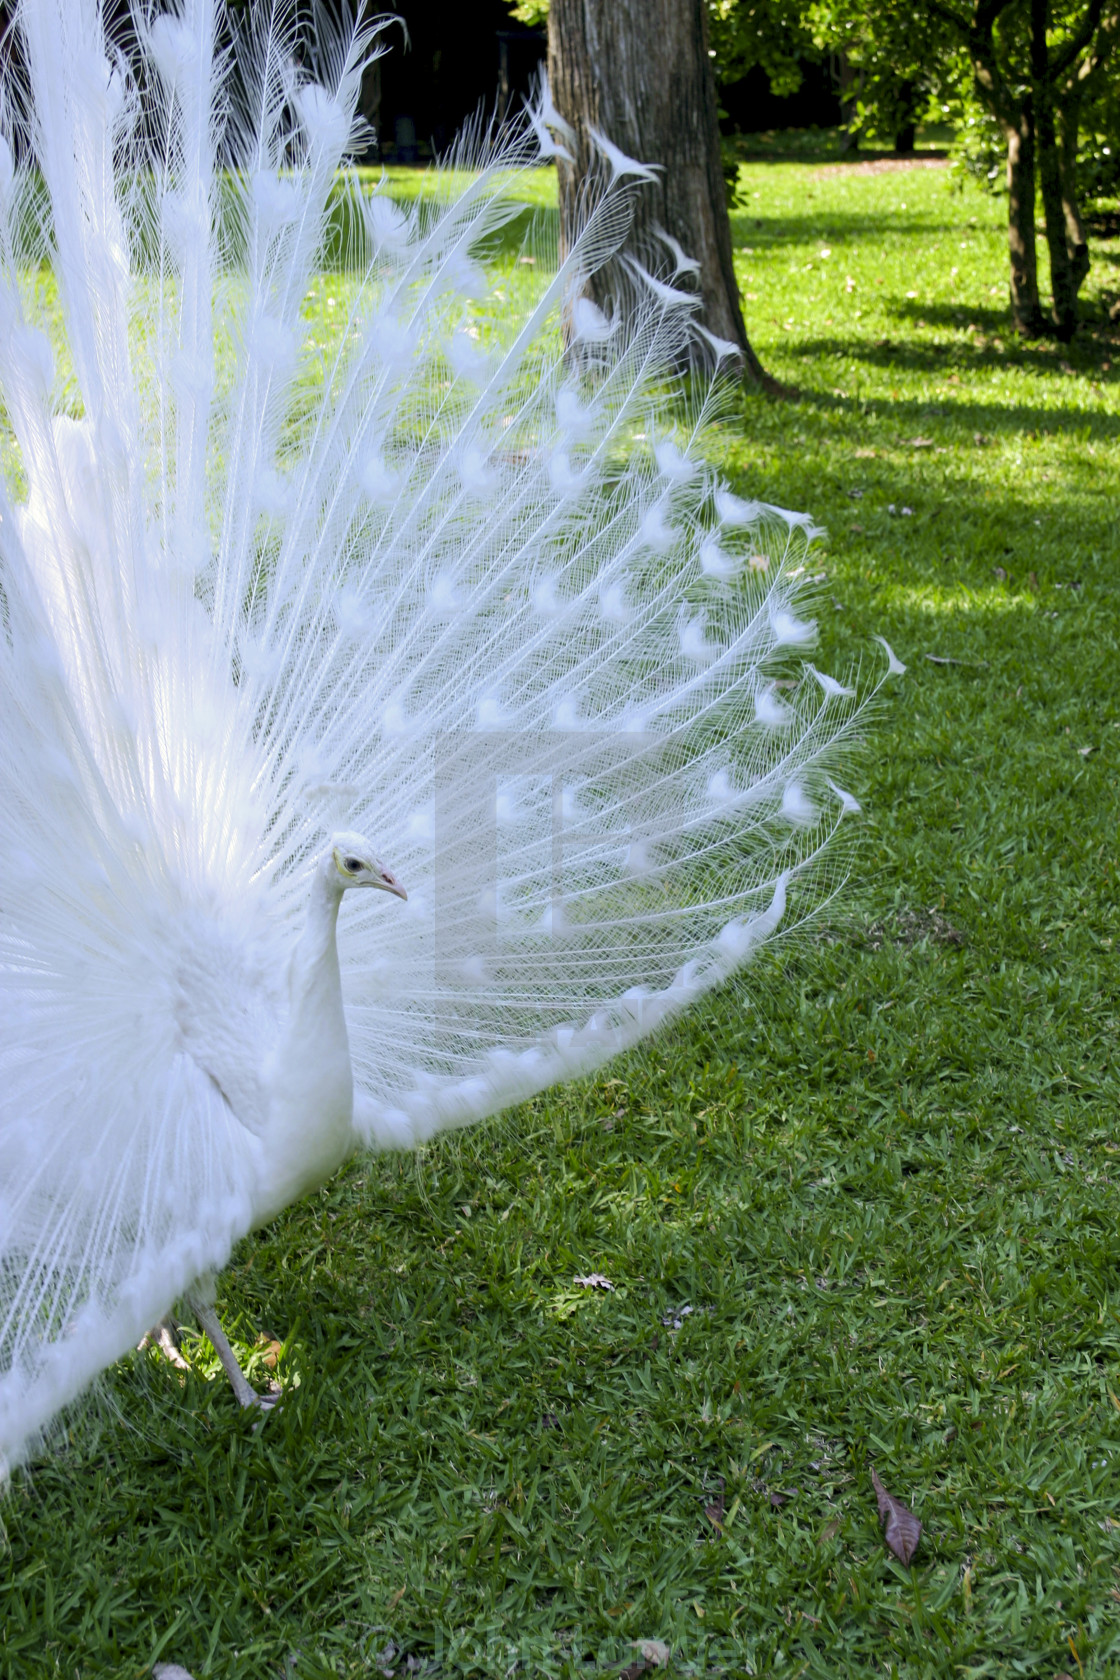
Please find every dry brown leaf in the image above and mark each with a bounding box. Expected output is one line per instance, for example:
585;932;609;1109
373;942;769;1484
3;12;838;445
871;1467;921;1564
818;1517;842;1543
705;1476;726;1532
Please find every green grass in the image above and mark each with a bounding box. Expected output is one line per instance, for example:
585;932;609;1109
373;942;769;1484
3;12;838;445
4;159;1120;1680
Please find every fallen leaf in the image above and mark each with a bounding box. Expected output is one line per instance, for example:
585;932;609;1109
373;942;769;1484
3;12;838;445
818;1517;842;1543
993;566;1008;582
387;1584;407;1611
909;437;935;448
541;1412;562;1429
1028;571;1039;592
870;1467;921;1564
574;1273;614;1290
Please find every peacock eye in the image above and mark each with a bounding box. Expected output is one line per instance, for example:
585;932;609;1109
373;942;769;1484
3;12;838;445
344;856;363;872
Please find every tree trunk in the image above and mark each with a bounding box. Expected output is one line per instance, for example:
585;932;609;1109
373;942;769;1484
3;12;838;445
965;0;1046;335
837;52;861;153
1004;112;1047;335
1058;94;1091;292
547;0;775;390
1032;0;1079;339
894;79;917;154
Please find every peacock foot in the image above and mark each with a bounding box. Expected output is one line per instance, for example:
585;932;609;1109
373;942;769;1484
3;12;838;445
139;1316;191;1372
189;1297;282;1414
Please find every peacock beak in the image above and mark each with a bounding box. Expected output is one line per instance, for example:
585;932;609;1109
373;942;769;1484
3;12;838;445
375;866;407;901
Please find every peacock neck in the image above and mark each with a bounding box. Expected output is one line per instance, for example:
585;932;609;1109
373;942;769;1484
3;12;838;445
290;864;345;1010
252;858;354;1229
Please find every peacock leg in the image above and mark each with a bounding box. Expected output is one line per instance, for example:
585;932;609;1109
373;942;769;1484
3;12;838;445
188;1297;280;1411
139;1315;191;1372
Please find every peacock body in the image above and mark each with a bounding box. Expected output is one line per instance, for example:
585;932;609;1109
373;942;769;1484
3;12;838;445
0;0;898;1473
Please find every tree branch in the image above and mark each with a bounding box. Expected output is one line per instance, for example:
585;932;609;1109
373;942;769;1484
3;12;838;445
1051;0;1104;79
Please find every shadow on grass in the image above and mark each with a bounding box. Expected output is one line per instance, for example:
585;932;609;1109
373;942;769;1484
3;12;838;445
886;297;1119;343
788;377;1120;442
729;208;970;246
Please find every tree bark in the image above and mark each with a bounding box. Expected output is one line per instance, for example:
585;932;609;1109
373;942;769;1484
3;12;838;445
547;0;776;390
1004;112;1047;335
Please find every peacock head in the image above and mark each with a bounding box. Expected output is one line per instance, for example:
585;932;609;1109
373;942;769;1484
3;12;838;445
328;831;407;901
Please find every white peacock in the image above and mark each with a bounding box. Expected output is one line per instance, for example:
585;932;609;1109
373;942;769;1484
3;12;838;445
0;0;901;1473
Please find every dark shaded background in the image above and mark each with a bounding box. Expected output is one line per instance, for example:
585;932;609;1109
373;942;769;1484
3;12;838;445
366;3;837;163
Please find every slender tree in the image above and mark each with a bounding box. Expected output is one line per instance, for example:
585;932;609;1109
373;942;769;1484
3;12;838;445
546;0;776;388
927;0;1118;337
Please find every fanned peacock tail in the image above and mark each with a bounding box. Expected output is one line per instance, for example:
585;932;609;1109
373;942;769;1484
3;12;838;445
0;0;899;1472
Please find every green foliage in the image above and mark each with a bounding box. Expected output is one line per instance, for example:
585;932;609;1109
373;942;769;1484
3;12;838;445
4;158;1120;1679
950;89;1008;194
807;0;959;146
508;0;549;25
707;0;818;97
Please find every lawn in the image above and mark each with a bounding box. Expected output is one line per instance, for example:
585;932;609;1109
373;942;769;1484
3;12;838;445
3;155;1120;1680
